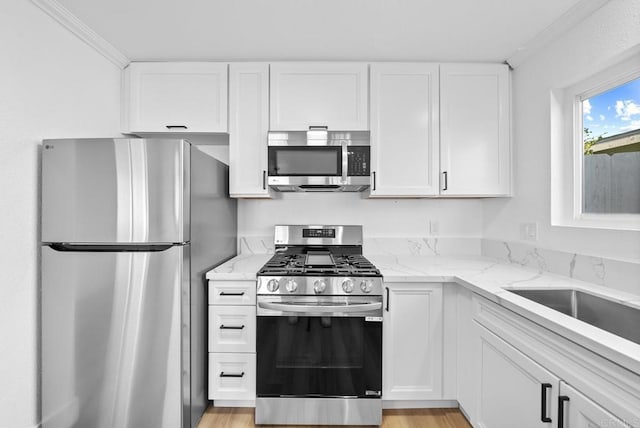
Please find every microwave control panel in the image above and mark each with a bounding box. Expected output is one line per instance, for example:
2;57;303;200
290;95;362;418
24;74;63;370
347;147;370;176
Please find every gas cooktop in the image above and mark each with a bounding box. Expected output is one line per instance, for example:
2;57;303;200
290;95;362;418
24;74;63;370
258;251;381;277
256;225;383;296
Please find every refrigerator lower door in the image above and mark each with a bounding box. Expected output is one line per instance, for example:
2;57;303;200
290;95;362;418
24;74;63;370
41;244;190;428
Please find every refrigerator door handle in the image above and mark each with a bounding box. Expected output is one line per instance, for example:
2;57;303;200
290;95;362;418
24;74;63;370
47;243;176;252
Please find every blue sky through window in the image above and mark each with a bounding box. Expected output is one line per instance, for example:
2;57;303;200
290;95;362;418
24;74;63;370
582;77;640;139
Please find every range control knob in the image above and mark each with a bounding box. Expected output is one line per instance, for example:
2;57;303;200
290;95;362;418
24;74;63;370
285;279;298;293
266;279;279;292
360;280;373;293
313;280;327;294
342;279;355;293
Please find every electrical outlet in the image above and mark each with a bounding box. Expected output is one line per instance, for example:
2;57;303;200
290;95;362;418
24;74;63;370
429;220;439;235
520;222;538;241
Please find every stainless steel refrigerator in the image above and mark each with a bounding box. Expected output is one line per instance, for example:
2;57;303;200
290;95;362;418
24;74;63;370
40;138;237;428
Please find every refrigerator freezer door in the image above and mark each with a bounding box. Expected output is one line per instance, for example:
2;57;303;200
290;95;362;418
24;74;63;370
42;138;189;244
41;244;189;428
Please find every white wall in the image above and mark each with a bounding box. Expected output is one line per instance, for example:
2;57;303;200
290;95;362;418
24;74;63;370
239;193;483;238
0;1;122;426
483;0;640;263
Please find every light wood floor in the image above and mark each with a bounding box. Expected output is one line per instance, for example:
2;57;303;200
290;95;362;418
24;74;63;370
198;407;472;428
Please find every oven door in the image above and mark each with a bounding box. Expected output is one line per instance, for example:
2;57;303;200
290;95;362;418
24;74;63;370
256;296;382;398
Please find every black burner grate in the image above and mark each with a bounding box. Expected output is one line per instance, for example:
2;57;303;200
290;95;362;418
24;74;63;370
258;250;381;277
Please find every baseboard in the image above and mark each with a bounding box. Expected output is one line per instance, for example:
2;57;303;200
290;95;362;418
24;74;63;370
458;404;474;426
382;399;459;409
209;399;461;410
39;396;79;428
211;399;256;408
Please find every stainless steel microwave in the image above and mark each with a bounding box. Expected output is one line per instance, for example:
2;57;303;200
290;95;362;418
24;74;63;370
267;129;371;192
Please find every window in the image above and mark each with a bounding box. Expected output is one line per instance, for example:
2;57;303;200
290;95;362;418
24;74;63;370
581;77;640;214
550;53;640;231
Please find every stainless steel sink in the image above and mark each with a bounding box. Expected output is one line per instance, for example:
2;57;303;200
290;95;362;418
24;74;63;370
506;288;640;346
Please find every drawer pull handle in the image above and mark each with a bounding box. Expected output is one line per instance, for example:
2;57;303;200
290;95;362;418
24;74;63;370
220;324;245;330
220;371;245;378
165;125;188;129
541;383;552;422
219;291;245;296
558;395;569;428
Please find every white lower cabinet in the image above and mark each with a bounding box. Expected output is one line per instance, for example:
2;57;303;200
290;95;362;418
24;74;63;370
476;324;560;428
208;305;256;353
471;293;640;428
559;382;630;428
383;282;443;401
208;279;256;402
456;286;479;423
208;353;256;401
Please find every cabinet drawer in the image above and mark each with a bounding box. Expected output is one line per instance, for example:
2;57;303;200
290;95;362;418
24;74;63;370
208;305;256;353
208;353;256;400
209;280;256;305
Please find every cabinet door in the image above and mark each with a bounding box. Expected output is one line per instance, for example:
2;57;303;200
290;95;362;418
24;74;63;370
476;324;559;428
383;283;443;400
457;286;480;424
123;62;228;133
229;63;270;198
369;63;440;197
270;63;368;130
440;63;510;196
558;382;631;428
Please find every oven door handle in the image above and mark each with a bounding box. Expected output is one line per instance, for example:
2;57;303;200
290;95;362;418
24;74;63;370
257;301;382;314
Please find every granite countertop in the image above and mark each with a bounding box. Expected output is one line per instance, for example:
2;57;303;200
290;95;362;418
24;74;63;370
206;252;640;376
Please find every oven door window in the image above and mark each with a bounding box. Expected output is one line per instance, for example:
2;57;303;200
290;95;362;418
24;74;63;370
257;316;382;398
268;147;342;176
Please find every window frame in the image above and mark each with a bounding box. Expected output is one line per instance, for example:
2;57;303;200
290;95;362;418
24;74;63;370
551;53;640;231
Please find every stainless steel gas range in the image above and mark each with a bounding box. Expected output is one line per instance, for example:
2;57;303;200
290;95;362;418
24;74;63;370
255;225;383;426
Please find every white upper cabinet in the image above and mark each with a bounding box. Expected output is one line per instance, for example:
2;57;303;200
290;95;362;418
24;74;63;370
228;63;270;198
440;63;511;196
122;62;228;134
370;63;440;197
269;63;369;130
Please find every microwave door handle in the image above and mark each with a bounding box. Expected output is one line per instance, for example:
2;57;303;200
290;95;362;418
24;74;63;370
258;301;382;314
341;142;348;182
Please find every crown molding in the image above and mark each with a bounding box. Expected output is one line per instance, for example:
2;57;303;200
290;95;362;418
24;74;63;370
31;0;130;69
506;0;610;68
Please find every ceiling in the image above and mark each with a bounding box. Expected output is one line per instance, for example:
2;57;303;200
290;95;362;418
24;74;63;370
54;0;588;64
